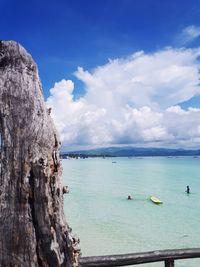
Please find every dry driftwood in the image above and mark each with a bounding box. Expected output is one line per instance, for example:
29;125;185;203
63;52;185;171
0;40;80;267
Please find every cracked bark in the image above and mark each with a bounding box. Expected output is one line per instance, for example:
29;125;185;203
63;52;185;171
0;40;80;267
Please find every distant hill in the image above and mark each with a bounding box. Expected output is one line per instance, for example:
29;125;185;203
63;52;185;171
62;147;200;157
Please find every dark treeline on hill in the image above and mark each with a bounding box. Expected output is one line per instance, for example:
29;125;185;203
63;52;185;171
61;147;200;158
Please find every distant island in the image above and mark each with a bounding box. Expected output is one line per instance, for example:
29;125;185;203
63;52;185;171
61;146;200;158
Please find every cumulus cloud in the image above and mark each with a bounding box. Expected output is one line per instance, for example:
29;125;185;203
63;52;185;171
178;25;200;45
46;47;200;149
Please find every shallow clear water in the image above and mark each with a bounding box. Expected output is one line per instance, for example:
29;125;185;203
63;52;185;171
62;157;200;267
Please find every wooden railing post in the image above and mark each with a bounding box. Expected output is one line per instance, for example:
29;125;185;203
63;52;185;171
165;260;174;267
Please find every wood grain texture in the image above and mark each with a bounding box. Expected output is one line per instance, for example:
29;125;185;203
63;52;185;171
0;40;80;267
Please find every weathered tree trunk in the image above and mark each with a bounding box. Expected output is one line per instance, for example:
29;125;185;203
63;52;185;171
0;41;80;267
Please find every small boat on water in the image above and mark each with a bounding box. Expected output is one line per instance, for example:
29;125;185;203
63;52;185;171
150;196;163;204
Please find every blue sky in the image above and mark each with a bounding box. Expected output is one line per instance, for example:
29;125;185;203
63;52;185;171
1;0;200;99
2;0;200;149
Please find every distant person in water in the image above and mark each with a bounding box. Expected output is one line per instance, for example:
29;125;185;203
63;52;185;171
186;185;190;194
127;195;132;200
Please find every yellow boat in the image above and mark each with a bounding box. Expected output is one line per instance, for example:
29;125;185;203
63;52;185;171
150;196;163;204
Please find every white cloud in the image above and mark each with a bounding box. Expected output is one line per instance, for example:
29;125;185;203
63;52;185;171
46;47;200;149
75;47;200;109
178;25;200;45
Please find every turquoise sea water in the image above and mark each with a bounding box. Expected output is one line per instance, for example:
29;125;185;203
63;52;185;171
62;157;200;267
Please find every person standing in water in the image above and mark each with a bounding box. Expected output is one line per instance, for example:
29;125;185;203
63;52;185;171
186;185;190;194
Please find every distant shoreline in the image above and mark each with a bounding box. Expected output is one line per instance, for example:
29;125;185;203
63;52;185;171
60;154;200;159
60;146;200;158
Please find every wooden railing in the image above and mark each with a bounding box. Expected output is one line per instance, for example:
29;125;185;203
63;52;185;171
80;248;200;267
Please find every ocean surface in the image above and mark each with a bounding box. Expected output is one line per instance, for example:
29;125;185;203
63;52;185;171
62;157;200;267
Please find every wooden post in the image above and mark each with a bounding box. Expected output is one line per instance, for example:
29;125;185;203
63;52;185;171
165;260;174;267
0;41;80;267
